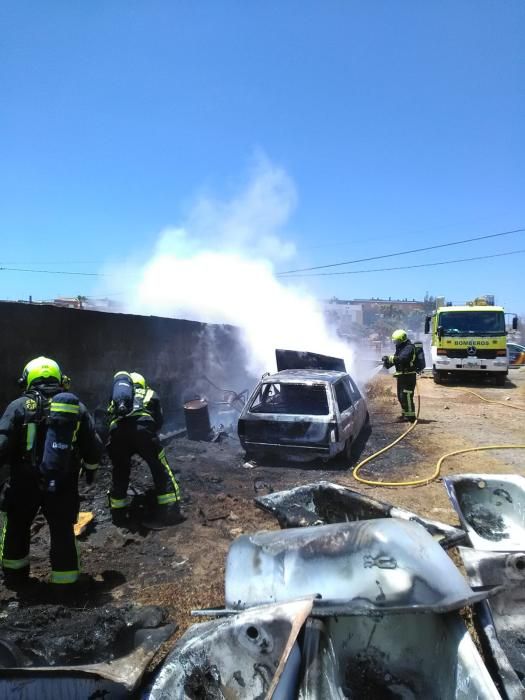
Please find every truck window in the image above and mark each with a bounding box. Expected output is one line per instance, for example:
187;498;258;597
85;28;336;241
438;311;505;336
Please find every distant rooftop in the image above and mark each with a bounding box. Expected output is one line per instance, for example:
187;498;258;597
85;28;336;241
325;297;424;305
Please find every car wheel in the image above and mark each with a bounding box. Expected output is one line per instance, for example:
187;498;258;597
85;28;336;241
334;438;353;468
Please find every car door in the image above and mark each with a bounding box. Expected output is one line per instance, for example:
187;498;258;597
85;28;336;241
344;375;366;435
334;379;355;442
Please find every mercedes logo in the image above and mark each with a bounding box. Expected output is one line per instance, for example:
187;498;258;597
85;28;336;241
467;346;477;356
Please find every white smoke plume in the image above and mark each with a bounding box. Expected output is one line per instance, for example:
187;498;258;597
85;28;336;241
108;156;356;379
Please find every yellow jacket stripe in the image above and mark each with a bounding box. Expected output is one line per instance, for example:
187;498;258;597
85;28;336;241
50;402;80;414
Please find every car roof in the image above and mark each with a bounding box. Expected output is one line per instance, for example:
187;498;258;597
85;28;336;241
261;369;348;384
508;342;525;350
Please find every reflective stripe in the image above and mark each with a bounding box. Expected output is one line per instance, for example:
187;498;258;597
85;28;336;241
112;411;151;425
145;389;154;404
157;492;179;505
404;390;414;415
2;557;30;570
158;450;181;501
0;513;7;561
84;462;98;471
26;423;37;451
51;570;79;584
72;420;81;444
50;402;80;414
75;538;80;569
110;496;131;509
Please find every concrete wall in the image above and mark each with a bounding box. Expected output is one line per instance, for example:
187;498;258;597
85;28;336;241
0;302;252;429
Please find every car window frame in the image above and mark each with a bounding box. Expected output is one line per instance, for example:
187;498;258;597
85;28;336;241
334;379;353;414
345;375;362;403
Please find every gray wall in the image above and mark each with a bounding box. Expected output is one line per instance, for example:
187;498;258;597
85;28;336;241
0;302;253;429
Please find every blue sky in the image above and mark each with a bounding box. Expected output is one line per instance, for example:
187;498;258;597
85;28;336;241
1;1;524;314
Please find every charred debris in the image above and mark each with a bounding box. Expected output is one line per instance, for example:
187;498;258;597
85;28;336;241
1;349;524;698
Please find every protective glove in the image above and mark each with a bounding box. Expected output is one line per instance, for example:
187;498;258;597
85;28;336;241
382;355;390;368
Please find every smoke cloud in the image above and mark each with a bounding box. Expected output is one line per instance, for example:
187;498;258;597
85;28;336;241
106;155;355;379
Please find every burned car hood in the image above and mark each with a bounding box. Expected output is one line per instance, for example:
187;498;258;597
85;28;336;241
255;481;465;548
225;520;493;615
275;349;346;372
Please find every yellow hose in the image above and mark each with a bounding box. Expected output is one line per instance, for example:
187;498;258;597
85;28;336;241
352;387;525;487
446;387;525;412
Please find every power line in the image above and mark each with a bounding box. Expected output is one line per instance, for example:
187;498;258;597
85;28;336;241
0;261;105;265
283;248;525;277
277;227;525;275
0;266;105;277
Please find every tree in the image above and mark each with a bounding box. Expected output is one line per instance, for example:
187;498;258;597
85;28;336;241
422;292;436;314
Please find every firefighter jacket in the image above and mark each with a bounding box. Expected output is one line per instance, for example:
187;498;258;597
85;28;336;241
108;386;163;432
386;340;417;376
0;385;103;477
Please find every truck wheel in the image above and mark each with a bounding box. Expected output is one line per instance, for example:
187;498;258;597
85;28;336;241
495;374;506;387
433;370;444;384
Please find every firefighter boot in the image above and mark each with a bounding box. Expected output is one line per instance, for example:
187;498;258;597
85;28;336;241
111;507;131;528
142;502;186;530
2;566;30;590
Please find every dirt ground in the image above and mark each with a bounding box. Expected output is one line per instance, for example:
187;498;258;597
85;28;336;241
1;366;524;674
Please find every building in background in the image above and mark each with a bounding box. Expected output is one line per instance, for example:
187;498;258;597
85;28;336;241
324;298;363;332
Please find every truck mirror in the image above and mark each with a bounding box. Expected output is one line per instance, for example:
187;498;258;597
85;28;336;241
512;316;518;330
437;325;444;339
424;317;431;334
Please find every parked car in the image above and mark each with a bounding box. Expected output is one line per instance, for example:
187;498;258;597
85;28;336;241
507;342;525;367
238;350;369;463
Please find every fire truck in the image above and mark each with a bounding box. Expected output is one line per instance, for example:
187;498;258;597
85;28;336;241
425;296;518;385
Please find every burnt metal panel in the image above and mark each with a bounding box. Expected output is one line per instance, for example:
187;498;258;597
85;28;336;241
147;599;313;700
225;520;493;614
459;547;525;699
275;349;346;372
255;481;466;548
444;474;525;551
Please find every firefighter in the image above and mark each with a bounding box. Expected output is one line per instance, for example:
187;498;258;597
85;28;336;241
382;329;417;422
107;371;184;529
0;357;103;589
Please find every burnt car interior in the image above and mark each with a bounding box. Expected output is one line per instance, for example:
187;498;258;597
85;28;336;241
249;382;330;416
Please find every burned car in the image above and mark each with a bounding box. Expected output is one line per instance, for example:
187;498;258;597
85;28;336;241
237;350;368;463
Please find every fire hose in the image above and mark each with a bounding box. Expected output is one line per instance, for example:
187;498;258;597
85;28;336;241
352;385;525;488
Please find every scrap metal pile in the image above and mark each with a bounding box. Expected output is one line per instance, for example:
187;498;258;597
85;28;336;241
145;477;525;699
1;475;524;698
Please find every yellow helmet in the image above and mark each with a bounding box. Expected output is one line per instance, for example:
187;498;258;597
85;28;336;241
392;329;408;344
21;356;62;389
130;372;146;389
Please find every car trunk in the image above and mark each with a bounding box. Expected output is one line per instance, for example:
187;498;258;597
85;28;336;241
239;416;334;450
